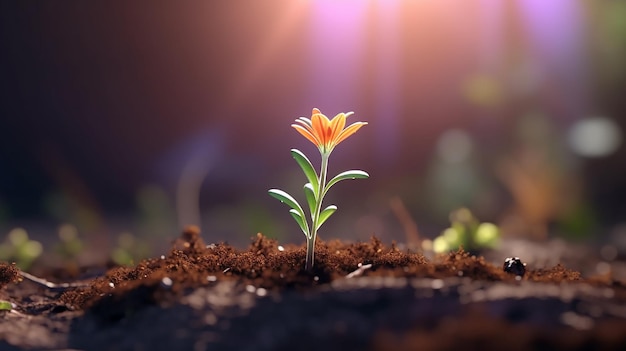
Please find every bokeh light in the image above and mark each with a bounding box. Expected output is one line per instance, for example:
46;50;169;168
436;129;474;164
568;117;623;158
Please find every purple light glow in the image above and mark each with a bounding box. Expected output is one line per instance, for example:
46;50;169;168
517;0;588;121
308;1;370;110
372;1;401;166
309;0;403;165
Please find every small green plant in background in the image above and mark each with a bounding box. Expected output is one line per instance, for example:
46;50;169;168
269;108;369;271
54;224;84;262
0;228;43;270
111;232;151;266
433;207;500;253
51;223;85;275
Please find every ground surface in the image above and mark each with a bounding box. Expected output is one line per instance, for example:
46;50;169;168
1;227;625;350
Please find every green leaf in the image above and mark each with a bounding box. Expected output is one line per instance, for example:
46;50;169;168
304;183;317;217
433;236;450;253
316;205;337;230
268;189;306;218
0;300;12;311
291;149;319;196
289;209;310;237
474;222;499;248
324;170;369;196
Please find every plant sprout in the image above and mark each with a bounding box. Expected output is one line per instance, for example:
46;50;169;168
0;228;43;270
432;207;500;253
269;108;368;271
111;232;151;266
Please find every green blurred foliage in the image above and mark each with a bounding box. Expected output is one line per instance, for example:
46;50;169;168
135;184;176;239
53;223;84;262
432;208;500;253
0;228;43;270
111;232;152;266
591;1;626;83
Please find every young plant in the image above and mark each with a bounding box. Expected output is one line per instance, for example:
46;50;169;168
269;108;368;271
432;207;500;253
111;232;151;266
0;228;43;270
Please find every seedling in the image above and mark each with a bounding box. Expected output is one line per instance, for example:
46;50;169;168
269;108;368;271
0;228;43;270
111;232;151;266
54;224;84;261
433;207;499;253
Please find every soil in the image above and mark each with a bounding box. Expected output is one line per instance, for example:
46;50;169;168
1;226;625;351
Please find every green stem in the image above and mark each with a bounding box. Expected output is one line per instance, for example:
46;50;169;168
305;236;315;272
305;152;329;272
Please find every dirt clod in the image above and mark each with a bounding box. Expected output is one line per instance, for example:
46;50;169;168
0;262;20;288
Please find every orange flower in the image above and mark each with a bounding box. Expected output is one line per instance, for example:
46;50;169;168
292;108;367;154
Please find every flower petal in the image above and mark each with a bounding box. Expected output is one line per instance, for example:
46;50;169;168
293;119;314;130
334;122;367;146
296;117;312;126
311;110;330;147
292;124;321;146
329;113;346;145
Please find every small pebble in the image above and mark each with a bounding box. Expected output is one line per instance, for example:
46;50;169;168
245;285;256;293
160;255;165;260
277;245;285;252
207;275;217;282
161;277;173;288
503;257;526;277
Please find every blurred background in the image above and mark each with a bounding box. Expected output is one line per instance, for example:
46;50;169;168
1;0;625;266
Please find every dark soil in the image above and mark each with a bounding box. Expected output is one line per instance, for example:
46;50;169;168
0;263;20;289
1;226;625;350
